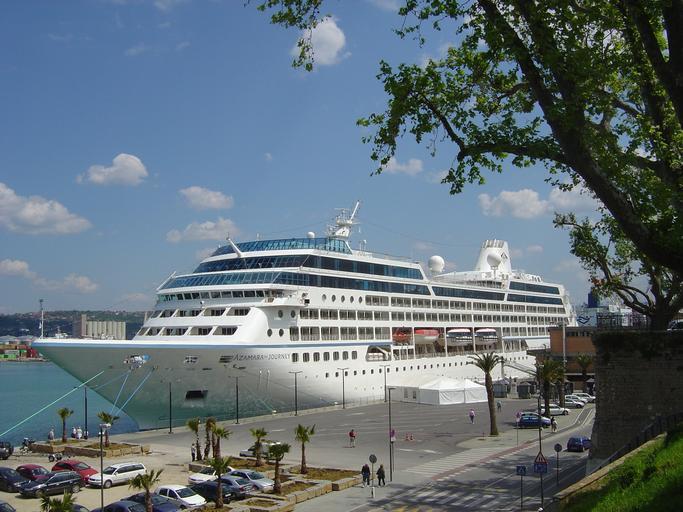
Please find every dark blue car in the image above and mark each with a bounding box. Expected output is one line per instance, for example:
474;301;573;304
92;500;146;512
518;412;551;428
125;492;183;512
567;436;592;452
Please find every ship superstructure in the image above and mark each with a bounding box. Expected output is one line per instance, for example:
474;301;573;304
34;203;574;429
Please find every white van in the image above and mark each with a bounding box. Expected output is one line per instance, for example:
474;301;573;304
88;462;146;488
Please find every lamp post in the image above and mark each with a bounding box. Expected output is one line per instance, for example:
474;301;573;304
289;371;302;416
84;386;88;439
380;364;390;402
228;365;246;424
98;422;111;511
388;386;396;481
168;381;173;434
337;368;349;409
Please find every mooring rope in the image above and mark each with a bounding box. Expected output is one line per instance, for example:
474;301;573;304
109;370;132;415
112;368;155;416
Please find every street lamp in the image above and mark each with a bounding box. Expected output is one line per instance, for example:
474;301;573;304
168;381;173;434
84;386;88;439
388;386;396;481
227;365;246;424
98;422;111;511
380;364;390;402
289;371;302;416
337;368;349;409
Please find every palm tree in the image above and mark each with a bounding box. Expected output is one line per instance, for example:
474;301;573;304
250;427;268;467
268;443;291;494
575;354;593;392
206;456;233;508
537;359;564;417
204;417;216;460
468;352;503;436
40;491;75;512
212;426;231;460
187;418;202;461
129;469;163;512
96;411;120;448
294;424;315;474
57;407;73;443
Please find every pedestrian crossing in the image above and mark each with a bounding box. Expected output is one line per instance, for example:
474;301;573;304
404;446;503;478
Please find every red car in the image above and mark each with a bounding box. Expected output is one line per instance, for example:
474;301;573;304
51;460;97;483
16;464;49;481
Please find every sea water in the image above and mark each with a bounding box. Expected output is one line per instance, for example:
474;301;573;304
0;362;137;446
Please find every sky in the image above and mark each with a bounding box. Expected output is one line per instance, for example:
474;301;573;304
0;0;599;314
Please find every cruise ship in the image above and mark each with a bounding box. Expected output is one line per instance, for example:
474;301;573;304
34;203;575;430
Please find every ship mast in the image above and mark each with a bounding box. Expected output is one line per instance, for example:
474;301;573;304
328;201;360;240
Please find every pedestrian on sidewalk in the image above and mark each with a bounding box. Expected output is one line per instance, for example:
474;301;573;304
349;429;356;448
361;464;370;487
191;443;196;461
551;417;557;433
496;400;502;412
468;409;475;424
376;464;386;486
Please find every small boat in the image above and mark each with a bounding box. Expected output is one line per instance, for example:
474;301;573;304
442;328;472;347
475;328;498;346
414;328;439;344
392;329;412;344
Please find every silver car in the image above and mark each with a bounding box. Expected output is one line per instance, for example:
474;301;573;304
88;462;146;488
228;470;274;491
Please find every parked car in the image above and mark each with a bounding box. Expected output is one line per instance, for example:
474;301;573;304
190;480;236;504
0;443;12;461
16;464;49;481
218;475;255;498
0;468;28;493
239;441;281;459
667;319;683;330
187;465;234;485
88;462;146;488
155;485;206;509
563;398;585;408
228;470;274;492
542;404;570;416
565;394;588;405
125;492;183;512
91;500;146;512
567;436;592;452
0;501;16;512
52;459;98;484
518;412;551;428
72;505;90;512
20;470;83;498
573;392;595;403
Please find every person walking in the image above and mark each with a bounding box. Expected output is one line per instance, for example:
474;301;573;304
349;429;356;448
361;464;370;487
47;428;55;442
376;464;386;486
191;443;196;461
551;417;557;433
496;400;502;413
468;409;476;424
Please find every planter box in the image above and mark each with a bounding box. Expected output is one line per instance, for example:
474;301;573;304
243;498;295;512
331;475;362;491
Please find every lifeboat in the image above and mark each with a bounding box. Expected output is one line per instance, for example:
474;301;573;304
414;328;440;344
392;329;412;344
475;328;498;346
445;328;472;347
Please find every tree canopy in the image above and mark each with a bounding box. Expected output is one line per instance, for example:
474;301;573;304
258;0;683;319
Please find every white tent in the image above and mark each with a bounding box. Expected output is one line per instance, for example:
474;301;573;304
389;375;487;405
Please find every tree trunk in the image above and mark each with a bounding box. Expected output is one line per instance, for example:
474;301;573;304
301;443;307;474
195;438;202;461
105;430;110;448
581;370;587;392
216;479;223;509
204;432;211;460
215;439;221;460
62;419;67;443
543;381;552;418
274;460;281;494
485;373;499;436
255;443;263;467
145;492;152;512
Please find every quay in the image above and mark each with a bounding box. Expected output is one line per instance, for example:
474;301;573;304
1;398;594;511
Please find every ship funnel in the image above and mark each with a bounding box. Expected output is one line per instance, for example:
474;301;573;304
474;240;512;275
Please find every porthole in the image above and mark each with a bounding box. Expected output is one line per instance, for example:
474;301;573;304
322;294;327;301
350;296;354;303
290;310;296;318
341;296;345;303
267;329;273;337
332;295;336;302
359;297;363;303
279;329;284;337
278;310;283;318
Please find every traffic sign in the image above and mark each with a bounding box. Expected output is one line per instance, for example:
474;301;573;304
516;465;527;476
534;451;548;464
369;454;377;464
554;443;563;453
533;462;548;474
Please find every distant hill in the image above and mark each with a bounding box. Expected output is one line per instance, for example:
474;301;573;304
0;310;147;339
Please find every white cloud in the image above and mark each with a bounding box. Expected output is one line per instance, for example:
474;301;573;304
77;153;148;186
195;247;216;261
166;217;239;243
0;182;91;235
479;189;548;219
179;186;234;210
154;0;188;11
176;41;190;51
265;152;273;162
292;17;348;66
0;259;98;293
413;241;435;252
369;0;400;11
426;170;448;184
548;185;599;212
383;156;424;176
119;292;152;305
124;43;150;57
526;244;544;254
510;248;523;259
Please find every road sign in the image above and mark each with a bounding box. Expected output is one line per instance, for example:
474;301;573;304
533;462;548;474
369;454;377;464
516;465;527;476
534;451;548;464
554;443;563;453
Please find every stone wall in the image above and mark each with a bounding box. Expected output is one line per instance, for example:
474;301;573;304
590;330;683;461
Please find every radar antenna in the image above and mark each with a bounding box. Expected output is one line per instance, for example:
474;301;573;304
328;201;361;240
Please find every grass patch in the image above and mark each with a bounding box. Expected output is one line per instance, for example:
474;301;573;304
81;442;133;450
565;424;683;511
229;457;276;471
243;498;278;507
288;468;358;480
276;481;315;495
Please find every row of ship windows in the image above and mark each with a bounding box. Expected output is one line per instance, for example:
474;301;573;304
295;357;531;372
210;237;351;256
152;307;251;318
139;324;548;338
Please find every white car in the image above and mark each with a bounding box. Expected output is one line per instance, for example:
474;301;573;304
155;484;206;509
565;394;588;405
228;470;274;491
187;465;235;485
239;441;281;459
542;404;569;416
87;462;146;488
573;392;595;403
564;398;585;408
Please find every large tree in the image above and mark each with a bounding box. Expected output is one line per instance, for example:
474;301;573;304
537;359;565;417
187;418;202;461
96;412;119;448
249;427;268;467
469;352;503;436
294;424;316;474
56;407;73;444
128;469;163;512
258;0;683;309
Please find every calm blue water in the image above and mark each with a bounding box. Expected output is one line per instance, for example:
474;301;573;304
0;362;137;446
